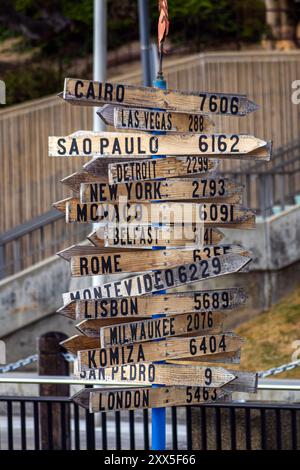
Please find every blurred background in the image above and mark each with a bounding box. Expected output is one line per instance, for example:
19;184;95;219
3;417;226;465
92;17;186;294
0;0;299;427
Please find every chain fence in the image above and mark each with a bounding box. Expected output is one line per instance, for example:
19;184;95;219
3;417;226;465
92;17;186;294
0;353;299;378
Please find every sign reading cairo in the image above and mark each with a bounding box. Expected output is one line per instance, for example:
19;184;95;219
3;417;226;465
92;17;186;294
48;132;270;158
63;78;258;116
58;288;247;321
62;253;251;303
87;225;225;249
97;105;215;133
73;386;227;413
79;177;243;204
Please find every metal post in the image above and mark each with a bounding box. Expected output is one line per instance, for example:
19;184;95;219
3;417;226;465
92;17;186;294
93;0;107;287
138;0;152;86
151;75;167;451
93;0;107;132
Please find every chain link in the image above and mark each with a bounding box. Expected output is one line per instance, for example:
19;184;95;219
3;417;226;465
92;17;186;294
0;354;38;373
258;359;300;378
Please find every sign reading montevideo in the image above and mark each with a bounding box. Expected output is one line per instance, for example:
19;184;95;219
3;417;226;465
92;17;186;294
62;253;251;303
63;78;258;116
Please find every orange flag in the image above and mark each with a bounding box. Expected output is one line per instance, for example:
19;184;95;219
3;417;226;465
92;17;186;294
158;0;169;53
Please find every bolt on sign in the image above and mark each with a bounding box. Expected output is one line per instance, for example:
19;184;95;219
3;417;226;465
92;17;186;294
50;57;267;409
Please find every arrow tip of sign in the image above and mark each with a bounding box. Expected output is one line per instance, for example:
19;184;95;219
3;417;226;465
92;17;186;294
57;91;64;100
247;99;260;114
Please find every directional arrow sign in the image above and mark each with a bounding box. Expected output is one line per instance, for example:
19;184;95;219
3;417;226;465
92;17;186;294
88;225;224;249
108;149;270;184
80;177;243;204
88;156;218;184
63;78;258;116
58;287;247;321
75;318;144;336
48;132;269;157
62;253;251;303
69;245;250;277
73;386;227;412
53;198;255;228
98;105;215;133
77;333;243;369
75;362;236;387
99;311;225;346
60;335;99;355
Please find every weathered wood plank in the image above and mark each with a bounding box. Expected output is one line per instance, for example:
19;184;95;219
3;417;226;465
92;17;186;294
58;287;247;321
80;178;243;204
62;253;251;303
90;156;218;184
108;148;271;184
53;198;256;228
73;386;227;412
63;78;258;116
88;225;224;249
98;105;215;133
48;132;269;157
99;311;225;346
70;245;250;277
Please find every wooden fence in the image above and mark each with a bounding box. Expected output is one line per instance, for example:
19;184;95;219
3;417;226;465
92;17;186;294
1;50;300;234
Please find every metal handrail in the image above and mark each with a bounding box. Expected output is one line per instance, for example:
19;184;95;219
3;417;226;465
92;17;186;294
0;375;299;391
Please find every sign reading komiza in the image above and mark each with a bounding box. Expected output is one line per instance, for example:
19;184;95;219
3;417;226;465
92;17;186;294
49;68;268;412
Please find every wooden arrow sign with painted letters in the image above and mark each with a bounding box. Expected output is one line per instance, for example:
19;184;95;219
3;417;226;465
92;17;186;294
69;245;250;277
77;333;243;369
49;131;269;158
76;362;236;387
73;386;227;413
58;287;247;321
53;198;255;228
80;177;243;204
108;148;270;184
63;78;258;116
62;253;251;303
99;311;226;346
90;156;218;184
88;225;225;249
98;105;215;133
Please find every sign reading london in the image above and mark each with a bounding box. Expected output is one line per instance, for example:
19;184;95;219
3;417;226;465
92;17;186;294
63;78;258;116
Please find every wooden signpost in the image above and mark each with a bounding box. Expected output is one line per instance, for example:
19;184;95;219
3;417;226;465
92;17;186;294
49;131;270;158
108;149;271;183
53;198;255;228
76;386;227;412
68;245;250;277
79;177;243;204
63;78;258;116
97;105;215;133
76;362;237;387
58;288;247;320
87;225;225;249
62;253;251;303
89;155;219;184
48;9;267;440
